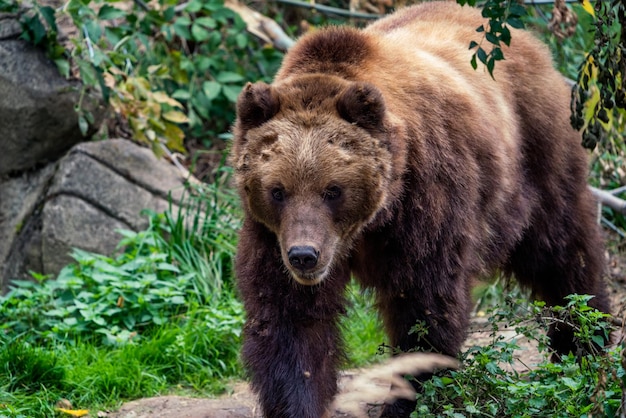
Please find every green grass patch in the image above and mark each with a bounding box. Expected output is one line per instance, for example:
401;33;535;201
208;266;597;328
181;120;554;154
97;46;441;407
0;298;244;417
342;283;385;368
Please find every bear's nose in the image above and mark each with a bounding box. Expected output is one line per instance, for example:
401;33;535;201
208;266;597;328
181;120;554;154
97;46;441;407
287;246;319;271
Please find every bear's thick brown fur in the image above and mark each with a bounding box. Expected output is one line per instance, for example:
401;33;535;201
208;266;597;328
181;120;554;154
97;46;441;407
231;3;610;417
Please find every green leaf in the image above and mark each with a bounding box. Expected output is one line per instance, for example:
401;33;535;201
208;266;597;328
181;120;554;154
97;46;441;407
487;57;495;76
470;54;478;70
508;4;527;17
83;20;102;42
24;14;47;45
156;263;181;272
236;33;247;48
175;16;192;26
203;81;221;100
592;334;606;347
172;89;191;100
170;296;186;304
561;377;579;391
195;16;216;29
222;85;242;103
185;0;203;12
500;26;511;46
203;0;225;12
477;47;488;65
191;23;211;41
492;47;504;61
486;32;500;45
173;22;191;40
506;17;524;29
63;317;78;326
469;40;479;50
216;71;244;83
78;114;89;135
39;6;57;33
98;5;126;20
55;59;70;78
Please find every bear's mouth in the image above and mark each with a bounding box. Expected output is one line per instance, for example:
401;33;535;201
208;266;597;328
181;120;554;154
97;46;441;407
288;267;329;286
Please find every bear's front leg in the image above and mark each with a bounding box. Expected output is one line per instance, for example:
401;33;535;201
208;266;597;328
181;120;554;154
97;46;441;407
236;219;350;418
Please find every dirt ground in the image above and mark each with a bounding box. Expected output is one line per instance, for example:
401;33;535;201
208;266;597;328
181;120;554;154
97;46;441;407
102;264;626;418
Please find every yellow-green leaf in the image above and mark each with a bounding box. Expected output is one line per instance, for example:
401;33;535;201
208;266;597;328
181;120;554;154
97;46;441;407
56;408;89;417
580;0;594;17
152;92;184;108
163;111;189;124
164;123;186;152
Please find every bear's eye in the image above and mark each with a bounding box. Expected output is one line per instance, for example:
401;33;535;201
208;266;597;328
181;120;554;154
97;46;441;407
271;188;285;202
323;186;342;201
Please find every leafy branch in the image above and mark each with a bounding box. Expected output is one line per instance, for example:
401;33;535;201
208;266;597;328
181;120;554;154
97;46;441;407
570;0;625;150
459;0;527;77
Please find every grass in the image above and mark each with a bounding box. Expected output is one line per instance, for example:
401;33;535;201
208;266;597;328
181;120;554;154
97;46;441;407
342;283;386;368
0;286;378;418
0;299;245;417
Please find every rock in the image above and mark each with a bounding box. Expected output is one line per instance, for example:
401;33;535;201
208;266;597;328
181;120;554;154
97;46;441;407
41;194;130;276
40;139;187;273
48;139;186;231
0;13;21;40
0;29;104;175
0;165;56;291
1;139;189;290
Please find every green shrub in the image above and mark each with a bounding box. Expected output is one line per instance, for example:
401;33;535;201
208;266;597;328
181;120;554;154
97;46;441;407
413;294;619;417
0;179;245;416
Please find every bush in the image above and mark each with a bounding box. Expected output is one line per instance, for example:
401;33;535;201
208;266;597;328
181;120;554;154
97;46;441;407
414;294;620;417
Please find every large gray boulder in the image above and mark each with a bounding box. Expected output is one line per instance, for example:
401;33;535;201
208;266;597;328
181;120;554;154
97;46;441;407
1;139;189;292
0;13;103;175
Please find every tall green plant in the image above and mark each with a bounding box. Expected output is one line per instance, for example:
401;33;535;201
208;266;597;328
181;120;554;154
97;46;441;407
150;169;242;303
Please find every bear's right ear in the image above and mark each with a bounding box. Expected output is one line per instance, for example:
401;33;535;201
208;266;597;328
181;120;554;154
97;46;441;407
237;82;280;130
336;82;386;132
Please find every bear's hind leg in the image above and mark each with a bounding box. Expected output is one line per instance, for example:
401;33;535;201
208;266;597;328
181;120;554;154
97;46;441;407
507;197;610;358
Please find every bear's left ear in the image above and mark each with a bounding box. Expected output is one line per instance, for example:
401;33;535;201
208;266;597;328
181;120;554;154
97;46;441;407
237;82;281;130
336;82;386;132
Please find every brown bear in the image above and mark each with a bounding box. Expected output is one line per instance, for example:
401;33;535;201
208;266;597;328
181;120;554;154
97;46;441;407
230;2;610;417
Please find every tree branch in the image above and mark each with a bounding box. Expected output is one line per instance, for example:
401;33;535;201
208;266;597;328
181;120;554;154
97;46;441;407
274;0;382;19
591;186;626;214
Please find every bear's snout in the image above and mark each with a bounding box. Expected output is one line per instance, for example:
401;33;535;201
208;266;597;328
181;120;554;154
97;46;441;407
287;246;319;271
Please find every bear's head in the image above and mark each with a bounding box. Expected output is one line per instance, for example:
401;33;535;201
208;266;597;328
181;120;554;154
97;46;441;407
232;74;397;286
